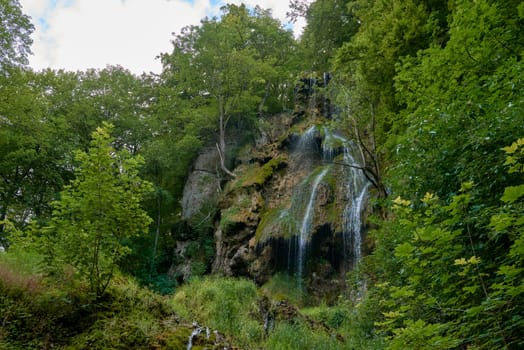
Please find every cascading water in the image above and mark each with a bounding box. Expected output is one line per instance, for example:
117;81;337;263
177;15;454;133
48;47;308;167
186;322;210;350
296;167;330;280
291;125;324;280
297;125;318;158
322;128;370;269
341;143;370;269
279;125;369;283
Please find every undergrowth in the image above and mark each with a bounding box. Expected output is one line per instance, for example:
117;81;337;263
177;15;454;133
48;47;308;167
1;252;383;349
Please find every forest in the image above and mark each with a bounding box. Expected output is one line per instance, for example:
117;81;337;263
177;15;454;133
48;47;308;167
1;0;523;349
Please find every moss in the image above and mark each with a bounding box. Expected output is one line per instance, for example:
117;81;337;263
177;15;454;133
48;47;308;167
219;207;242;233
156;327;192;349
234;157;286;189
255;207;298;243
321;169;344;232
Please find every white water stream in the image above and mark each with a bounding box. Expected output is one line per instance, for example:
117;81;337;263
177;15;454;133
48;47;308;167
296;167;330;279
291;126;370;281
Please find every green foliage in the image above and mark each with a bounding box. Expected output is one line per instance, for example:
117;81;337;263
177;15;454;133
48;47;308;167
0;251;91;349
357;138;524;348
65;276;177;349
266;322;341;350
0;0;34;70
0;264;187;350
161;4;299;176
43;123;153;297
299;0;359;72
171;276;264;348
392;0;524;203
302;304;349;330
260;273;306;306
332;0;446;176
0;69;72;236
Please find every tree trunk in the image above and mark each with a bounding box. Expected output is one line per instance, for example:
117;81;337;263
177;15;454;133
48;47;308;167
257;81;271;115
217;98;236;178
150;190;161;279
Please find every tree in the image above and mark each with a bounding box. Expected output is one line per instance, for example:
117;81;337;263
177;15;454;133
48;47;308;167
393;0;524;203
44;123;153;297
63;66;154;153
370;139;524;348
299;0;359;72
161;4;296;177
0;69;72;248
330;0;446;199
0;0;33;71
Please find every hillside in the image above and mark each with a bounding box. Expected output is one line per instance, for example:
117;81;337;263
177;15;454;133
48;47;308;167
1;1;524;349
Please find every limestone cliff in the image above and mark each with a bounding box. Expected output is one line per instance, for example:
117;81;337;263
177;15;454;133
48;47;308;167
178;107;373;295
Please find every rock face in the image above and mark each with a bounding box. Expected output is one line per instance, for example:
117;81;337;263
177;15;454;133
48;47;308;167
179;109;372;293
181;147;221;219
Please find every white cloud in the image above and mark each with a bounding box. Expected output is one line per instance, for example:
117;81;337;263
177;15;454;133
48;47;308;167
19;0;305;74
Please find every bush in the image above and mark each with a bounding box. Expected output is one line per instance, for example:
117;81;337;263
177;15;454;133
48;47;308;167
302;304;349;330
0;252;90;349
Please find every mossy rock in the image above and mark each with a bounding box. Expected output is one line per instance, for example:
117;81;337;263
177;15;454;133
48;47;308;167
231;157;286;190
219;207;244;234
156;327;192;349
255;207;298;243
157;326;226;349
219;190;264;235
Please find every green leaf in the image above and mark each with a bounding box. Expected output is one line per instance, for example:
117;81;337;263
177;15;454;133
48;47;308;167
501;185;524;203
395;242;415;258
489;213;514;232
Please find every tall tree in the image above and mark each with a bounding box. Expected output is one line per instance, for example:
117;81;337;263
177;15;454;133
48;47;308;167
65;66;153;153
331;0;447;197
161;4;295;177
44;123;153;297
0;0;33;71
393;0;524;203
352;1;524;347
299;0;359;72
0;69;72;246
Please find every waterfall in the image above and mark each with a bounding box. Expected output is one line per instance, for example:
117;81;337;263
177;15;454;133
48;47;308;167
186;322;210;350
322;128;369;268
343;180;370;267
285;126;369;282
341;141;369;269
296;167;330;280
297;125;318;153
322;126;346;161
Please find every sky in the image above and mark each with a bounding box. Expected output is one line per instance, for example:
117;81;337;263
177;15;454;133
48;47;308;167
19;0;308;75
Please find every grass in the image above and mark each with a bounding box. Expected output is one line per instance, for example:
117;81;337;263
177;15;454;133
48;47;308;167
171;276;264;348
1;249;385;349
260;272;306;306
